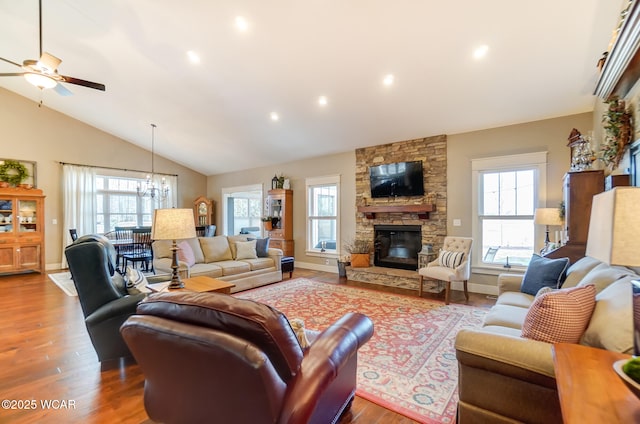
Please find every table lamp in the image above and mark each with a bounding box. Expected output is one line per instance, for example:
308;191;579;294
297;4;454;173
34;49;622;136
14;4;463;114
534;208;564;253
151;208;196;289
585;187;640;355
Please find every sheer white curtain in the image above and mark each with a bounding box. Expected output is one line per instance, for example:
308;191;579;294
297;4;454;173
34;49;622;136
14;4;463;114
152;174;178;208
61;164;97;268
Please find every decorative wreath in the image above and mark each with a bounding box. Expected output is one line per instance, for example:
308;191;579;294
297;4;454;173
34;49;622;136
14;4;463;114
0;160;29;186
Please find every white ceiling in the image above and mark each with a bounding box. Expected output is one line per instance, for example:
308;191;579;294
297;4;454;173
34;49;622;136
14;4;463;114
0;0;624;176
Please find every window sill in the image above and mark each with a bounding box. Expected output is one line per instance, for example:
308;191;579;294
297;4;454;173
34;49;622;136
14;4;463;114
472;265;527;276
305;250;339;259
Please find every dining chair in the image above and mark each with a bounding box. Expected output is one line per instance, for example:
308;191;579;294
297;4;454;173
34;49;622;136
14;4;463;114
121;228;154;273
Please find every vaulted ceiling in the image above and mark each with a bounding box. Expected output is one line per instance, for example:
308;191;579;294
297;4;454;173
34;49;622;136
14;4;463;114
0;0;624;175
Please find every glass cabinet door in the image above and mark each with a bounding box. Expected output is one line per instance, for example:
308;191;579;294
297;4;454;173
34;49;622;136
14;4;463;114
0;198;13;234
18;199;38;233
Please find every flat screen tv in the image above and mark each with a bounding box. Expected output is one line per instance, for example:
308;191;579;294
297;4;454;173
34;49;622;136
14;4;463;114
369;160;424;198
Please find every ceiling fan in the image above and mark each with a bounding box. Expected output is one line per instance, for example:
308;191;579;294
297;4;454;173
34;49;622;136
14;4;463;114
0;0;105;96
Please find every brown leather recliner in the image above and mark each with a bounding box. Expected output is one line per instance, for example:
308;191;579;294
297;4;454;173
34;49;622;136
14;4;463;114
120;291;374;424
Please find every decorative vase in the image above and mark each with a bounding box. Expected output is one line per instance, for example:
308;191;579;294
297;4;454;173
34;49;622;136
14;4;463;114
350;253;370;268
264;221;273;231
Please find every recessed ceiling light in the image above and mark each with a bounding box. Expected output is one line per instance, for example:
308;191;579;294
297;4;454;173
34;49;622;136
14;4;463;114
473;45;489;60
186;50;200;64
235;16;249;32
383;74;394;86
270;112;279;121
318;96;328;106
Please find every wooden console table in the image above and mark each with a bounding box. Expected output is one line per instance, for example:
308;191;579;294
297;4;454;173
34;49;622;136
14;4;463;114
552;343;640;423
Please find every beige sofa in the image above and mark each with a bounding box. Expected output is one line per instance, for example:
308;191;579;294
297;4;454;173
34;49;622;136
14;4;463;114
153;235;283;293
455;256;637;423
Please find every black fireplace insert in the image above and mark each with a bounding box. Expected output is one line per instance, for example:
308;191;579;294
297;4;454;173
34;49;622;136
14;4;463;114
374;224;422;270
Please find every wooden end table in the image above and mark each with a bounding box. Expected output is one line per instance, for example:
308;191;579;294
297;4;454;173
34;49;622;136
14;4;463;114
552;342;640;424
148;276;235;294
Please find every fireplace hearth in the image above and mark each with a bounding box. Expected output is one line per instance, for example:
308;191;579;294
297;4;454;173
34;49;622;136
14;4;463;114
374;225;422;270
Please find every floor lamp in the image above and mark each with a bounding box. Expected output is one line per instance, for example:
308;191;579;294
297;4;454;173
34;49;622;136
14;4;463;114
151;208;196;289
585;187;640;355
534;208;563;254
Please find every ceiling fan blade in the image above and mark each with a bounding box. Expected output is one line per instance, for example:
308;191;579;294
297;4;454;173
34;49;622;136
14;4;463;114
39;52;61;72
60;75;105;91
0;72;26;77
0;57;22;68
54;83;73;96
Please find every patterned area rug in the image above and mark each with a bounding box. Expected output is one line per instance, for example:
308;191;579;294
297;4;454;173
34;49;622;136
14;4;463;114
48;272;77;296
237;279;488;423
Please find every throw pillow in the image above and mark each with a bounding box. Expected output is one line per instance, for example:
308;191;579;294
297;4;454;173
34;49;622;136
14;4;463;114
176;240;196;266
248;237;270;258
235;240;258;260
520;254;569;296
580;277;634;353
438;250;465;268
125;266;151;295
199;236;233;262
521;284;596;344
535;286;555;298
288;317;310;348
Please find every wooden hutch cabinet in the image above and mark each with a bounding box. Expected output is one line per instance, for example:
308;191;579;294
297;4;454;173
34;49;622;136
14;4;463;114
266;189;294;256
0;187;45;274
544;170;604;263
193;196;214;227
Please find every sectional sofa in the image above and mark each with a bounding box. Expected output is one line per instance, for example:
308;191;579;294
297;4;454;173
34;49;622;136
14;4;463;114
455;256;637;423
153;235;282;293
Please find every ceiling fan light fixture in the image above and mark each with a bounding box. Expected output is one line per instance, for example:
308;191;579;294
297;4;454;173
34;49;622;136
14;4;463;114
24;72;57;89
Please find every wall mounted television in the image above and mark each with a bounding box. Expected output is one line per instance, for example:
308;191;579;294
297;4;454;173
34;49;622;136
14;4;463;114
369;160;425;198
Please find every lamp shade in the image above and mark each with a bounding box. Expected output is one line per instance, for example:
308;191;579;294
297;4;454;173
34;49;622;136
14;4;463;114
585;187;640;267
534;208;563;226
151;208;196;240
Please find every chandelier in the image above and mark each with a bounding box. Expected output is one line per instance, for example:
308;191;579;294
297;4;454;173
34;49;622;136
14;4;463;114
137;123;169;199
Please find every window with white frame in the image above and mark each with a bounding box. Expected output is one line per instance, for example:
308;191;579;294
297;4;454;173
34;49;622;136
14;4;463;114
306;175;340;255
96;176;154;233
472;152;547;270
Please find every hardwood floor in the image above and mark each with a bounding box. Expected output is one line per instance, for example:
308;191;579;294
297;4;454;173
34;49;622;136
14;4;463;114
0;268;495;424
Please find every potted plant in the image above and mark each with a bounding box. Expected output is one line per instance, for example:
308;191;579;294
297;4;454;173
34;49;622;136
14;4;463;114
343;238;372;268
261;216;273;231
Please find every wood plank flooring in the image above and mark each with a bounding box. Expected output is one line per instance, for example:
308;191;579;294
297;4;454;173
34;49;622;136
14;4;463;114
0;268;495;424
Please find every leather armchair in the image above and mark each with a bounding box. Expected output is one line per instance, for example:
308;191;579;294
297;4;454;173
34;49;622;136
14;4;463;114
65;234;146;362
120;291;374;424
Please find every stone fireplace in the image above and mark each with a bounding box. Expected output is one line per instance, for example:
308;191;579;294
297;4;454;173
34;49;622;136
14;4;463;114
374;224;422;270
354;135;447;268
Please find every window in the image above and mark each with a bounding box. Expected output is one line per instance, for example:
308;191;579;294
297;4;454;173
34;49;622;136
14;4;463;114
306;175;340;256
472;152;547;270
96;176;154;233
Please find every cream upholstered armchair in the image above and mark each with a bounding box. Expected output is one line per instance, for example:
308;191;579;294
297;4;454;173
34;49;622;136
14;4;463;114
418;236;473;304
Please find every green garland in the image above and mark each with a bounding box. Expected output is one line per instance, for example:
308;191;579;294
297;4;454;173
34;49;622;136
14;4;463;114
0;160;29;186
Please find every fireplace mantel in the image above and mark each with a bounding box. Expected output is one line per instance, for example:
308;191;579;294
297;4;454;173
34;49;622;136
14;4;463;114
357;204;436;219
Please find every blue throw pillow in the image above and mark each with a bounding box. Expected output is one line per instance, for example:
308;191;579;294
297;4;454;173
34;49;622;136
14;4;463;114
248;237;270;257
520;254;570;296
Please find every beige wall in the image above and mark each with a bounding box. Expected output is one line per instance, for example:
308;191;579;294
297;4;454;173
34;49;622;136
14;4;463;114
0;88;207;270
207;151;357;271
209;112;594;285
448;112;593;289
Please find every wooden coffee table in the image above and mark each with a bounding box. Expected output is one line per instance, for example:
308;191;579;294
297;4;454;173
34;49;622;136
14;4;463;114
148;276;235;294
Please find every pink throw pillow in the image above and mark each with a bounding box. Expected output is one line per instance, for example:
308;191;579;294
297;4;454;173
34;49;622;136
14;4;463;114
521;284;596;344
177;240;196;266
